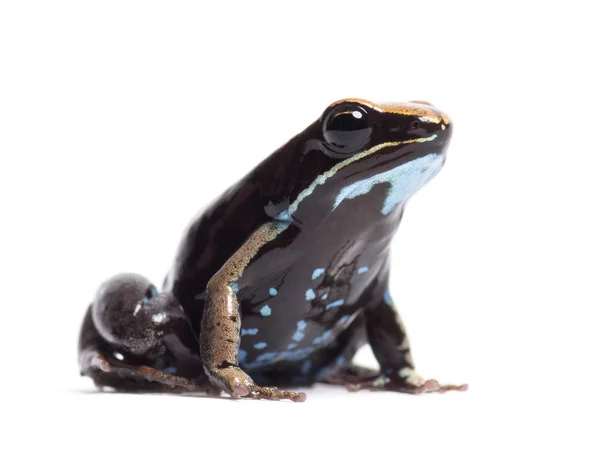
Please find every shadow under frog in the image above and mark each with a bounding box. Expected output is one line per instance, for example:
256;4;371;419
78;98;467;401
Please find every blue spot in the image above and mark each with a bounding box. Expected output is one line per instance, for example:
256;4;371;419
279;347;314;361
333;152;444;215
149;286;159;297
241;328;258;336
229;281;239;294
321;293;328;300
301;360;312;374
339;314;351;324
238;349;247;363
162;366;177;374
292;331;304;342
357;266;369;274
256;352;278;363
276;209;292;222
292;320;307;342
313;329;333;345
335;355;345;366
312;268;325;280
325;299;345;310
260;305;272;316
305;288;316;300
269;287;278;296
287;343;297;350
384;290;393;306
254;342;267;350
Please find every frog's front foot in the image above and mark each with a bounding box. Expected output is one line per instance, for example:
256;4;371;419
343;368;468;395
207;366;307;402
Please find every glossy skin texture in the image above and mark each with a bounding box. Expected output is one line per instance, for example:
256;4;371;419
78;99;467;401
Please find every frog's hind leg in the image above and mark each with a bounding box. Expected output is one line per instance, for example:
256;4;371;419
78;273;211;393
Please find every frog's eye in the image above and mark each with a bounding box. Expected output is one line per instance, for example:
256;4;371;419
322;104;372;155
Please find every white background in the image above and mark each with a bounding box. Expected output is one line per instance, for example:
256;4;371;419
1;1;599;457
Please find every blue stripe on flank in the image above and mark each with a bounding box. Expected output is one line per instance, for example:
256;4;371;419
241;328;258;336
254;342;267;350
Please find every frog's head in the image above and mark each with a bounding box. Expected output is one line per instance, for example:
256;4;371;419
275;99;452;226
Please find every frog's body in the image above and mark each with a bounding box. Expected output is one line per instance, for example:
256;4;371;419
78;99;466;401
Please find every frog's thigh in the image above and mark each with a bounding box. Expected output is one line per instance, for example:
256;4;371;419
78;273;202;392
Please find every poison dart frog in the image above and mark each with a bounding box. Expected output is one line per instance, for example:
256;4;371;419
78;99;467;401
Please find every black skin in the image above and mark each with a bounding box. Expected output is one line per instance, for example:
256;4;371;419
79;99;468;401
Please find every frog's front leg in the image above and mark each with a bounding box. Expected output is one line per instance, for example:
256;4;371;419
200;222;306;402
350;287;468;394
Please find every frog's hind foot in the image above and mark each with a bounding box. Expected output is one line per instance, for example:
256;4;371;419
80;350;204;393
330;367;468;395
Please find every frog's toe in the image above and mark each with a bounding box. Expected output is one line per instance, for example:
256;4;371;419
246;385;307;402
344;369;467;395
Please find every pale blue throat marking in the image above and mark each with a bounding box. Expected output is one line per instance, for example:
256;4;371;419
260;305;272;316
305;288;316;300
269;287;278;296
274;136;438;224
333;152;444;215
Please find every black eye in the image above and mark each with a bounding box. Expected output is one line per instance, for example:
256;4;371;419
410;120;420;129
322;104;372;154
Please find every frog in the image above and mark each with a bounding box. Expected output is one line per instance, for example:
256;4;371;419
78;98;467;401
